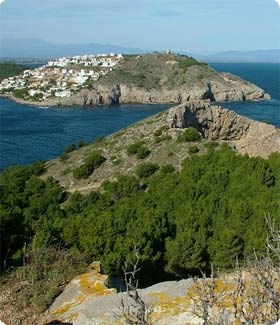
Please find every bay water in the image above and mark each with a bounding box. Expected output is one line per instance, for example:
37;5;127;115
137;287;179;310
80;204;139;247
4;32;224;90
0;63;279;171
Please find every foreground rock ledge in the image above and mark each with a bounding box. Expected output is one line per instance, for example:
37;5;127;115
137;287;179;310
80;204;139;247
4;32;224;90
42;263;280;325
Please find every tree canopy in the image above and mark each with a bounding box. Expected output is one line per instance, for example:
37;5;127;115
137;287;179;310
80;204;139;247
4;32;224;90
1;146;279;281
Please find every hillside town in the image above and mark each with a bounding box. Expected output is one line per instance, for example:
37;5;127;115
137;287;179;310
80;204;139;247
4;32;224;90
0;53;123;101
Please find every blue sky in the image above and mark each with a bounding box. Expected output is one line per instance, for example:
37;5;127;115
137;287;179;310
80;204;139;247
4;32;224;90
0;0;279;53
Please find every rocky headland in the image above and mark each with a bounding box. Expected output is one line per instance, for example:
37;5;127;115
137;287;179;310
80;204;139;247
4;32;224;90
1;53;270;107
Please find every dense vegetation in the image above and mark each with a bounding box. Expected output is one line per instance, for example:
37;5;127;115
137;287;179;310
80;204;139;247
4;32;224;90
0;62;25;81
1;146;279;287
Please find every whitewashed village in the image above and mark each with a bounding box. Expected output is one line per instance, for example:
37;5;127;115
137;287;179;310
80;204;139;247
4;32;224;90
0;53;123;101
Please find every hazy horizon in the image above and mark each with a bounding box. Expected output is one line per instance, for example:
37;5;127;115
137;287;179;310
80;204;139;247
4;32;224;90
0;0;279;54
1;37;280;56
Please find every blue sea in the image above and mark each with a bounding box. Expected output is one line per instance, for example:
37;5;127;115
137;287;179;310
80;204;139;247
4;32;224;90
0;63;279;172
210;63;280;125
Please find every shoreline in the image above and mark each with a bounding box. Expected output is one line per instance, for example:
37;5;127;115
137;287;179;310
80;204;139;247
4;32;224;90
0;92;271;109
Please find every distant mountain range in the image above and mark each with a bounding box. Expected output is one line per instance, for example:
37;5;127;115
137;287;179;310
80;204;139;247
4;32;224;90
195;50;280;63
0;38;279;63
0;39;147;61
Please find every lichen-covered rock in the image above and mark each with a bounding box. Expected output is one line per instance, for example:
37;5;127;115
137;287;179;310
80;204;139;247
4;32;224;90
42;270;279;325
42;262;116;324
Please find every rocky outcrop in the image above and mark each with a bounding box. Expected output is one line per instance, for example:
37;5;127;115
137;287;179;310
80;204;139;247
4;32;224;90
168;100;280;158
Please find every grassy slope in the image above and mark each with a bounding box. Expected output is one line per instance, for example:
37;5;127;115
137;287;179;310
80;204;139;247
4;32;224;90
43;108;215;193
98;53;217;90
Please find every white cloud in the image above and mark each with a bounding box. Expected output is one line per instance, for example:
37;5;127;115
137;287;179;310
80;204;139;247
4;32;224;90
0;0;5;5
275;0;280;7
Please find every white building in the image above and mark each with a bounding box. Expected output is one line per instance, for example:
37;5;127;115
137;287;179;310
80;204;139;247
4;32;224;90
55;90;72;98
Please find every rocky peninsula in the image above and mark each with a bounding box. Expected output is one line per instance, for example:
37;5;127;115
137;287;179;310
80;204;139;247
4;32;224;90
0;53;270;107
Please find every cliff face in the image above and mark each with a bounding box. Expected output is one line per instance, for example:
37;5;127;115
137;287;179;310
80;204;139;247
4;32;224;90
43;73;269;107
117;72;269;104
169;101;280;158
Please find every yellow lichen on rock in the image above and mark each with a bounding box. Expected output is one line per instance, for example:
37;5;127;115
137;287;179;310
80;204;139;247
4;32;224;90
42;262;116;324
148;292;190;319
77;272;115;296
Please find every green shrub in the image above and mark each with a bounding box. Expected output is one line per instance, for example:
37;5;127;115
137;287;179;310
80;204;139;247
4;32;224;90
127;142;144;155
177;127;201;143
167;151;174;157
155;135;172;144
136;146;151;159
136;162;159;178
13;88;29;98
73;151;106;179
31;93;43;101
204;141;219;151
154;129;163;137
72;165;90;180
102;175;142;200
127;142;151;159
161;164;175;174
188;145;199;154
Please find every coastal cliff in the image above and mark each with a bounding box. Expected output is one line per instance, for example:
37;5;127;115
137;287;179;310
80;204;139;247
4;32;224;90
47;72;269;106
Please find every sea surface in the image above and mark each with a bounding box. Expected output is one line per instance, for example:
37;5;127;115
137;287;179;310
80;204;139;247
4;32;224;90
0;63;279;171
0;102;171;171
210;63;280;126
